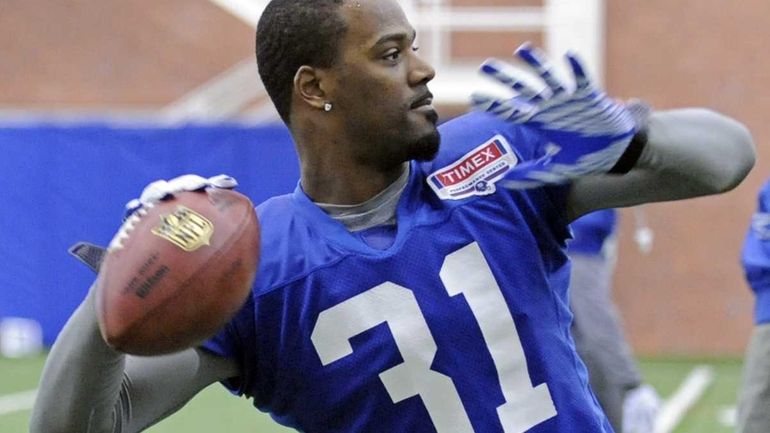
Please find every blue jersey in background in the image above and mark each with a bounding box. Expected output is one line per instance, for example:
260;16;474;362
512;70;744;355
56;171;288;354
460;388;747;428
567;209;618;257
742;178;770;324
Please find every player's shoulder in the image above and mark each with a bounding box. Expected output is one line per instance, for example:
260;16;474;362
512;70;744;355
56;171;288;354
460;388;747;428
423;112;546;177
416;112;543;201
256;193;295;221
255;193;297;254
253;194;349;296
436;111;544;159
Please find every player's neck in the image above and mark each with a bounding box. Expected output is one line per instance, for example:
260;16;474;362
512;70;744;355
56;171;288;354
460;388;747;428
292;116;407;204
301;160;408;205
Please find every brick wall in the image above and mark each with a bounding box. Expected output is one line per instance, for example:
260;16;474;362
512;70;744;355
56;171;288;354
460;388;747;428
606;0;770;356
0;0;253;108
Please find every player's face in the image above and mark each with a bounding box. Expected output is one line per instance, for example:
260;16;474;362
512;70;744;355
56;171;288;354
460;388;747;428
329;0;439;168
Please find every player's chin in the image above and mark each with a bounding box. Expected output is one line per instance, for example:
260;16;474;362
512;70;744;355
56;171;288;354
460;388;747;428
401;109;440;161
410;129;441;162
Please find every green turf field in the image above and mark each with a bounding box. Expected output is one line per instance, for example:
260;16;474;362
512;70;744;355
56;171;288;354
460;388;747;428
0;355;744;432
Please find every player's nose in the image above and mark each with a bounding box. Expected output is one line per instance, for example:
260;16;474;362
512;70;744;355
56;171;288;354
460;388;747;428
409;52;436;86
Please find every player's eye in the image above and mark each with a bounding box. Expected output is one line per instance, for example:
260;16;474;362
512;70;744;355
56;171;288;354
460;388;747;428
383;48;401;61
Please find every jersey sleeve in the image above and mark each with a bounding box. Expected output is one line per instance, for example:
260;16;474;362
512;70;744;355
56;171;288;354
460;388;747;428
432;111;572;242
199;195;304;402
200;294;257;396
436;111;562;166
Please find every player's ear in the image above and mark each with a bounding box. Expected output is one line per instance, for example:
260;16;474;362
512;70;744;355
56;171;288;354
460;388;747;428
294;65;328;111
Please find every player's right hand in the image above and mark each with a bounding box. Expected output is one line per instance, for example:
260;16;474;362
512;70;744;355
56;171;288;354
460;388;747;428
124;174;238;219
472;43;637;188
112;174;239;254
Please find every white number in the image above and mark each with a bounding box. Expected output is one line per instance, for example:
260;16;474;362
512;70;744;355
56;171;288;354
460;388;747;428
311;282;474;433
311;242;557;432
441;242;557;432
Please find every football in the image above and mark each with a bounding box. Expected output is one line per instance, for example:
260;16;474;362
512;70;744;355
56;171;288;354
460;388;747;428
95;188;260;355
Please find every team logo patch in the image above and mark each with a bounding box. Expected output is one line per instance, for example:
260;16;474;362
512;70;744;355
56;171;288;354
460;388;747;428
152;205;214;252
428;135;518;200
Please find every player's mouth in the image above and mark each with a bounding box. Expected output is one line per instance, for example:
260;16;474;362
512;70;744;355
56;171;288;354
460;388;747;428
410;91;437;124
410;92;434;111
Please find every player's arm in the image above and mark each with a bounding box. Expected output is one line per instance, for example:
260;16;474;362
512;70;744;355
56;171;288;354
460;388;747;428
566;107;754;220
31;175;246;433
472;44;755;215
30;285;240;433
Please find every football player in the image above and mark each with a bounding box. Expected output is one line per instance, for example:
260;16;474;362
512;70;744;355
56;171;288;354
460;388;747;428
568;209;660;433
737;178;770;433
31;0;754;432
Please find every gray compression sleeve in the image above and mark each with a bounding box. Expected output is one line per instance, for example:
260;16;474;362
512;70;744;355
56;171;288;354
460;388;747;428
568;108;755;219
30;286;240;433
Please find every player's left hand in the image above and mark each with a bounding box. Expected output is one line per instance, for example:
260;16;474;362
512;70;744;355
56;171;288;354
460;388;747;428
472;43;637;188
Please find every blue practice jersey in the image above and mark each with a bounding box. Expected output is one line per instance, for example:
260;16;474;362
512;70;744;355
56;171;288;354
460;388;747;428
567;209;618;257
742;178;770;324
204;111;613;432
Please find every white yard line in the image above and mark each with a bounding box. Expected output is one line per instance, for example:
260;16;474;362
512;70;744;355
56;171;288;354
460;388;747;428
654;365;715;433
0;389;37;416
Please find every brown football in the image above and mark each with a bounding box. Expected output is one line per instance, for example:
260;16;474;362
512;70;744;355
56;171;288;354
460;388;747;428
95;188;260;355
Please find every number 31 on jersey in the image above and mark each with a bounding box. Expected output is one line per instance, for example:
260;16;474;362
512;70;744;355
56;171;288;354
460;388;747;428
311;242;558;433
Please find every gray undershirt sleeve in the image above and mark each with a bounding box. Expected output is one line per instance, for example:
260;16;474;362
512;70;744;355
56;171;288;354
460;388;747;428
30;285;239;433
569;108;755;219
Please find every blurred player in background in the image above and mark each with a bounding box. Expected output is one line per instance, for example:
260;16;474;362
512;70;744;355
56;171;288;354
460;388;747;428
568;208;660;433
737;177;770;433
31;0;754;431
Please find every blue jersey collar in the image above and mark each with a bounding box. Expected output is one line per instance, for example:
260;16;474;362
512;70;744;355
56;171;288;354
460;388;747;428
291;161;423;256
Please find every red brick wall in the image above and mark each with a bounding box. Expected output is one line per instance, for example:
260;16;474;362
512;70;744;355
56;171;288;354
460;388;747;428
0;0;253;108
606;0;770;356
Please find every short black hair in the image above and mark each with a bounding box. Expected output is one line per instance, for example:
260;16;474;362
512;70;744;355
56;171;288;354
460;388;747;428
256;0;347;124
